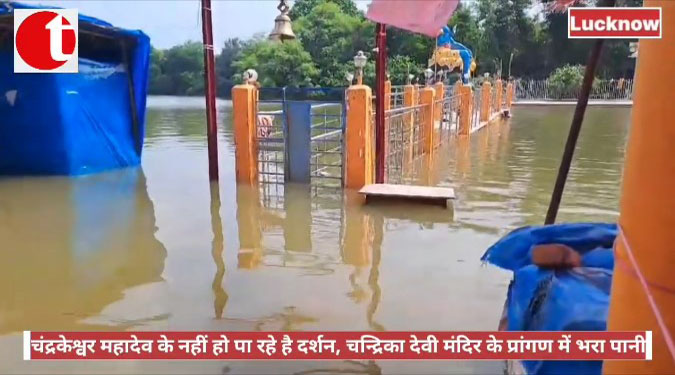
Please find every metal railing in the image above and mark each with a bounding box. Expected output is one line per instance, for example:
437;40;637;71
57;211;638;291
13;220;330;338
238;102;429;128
441;93;461;141
515;79;634;101
390;85;406;109
256;87;347;190
257;105;286;185
310;103;345;187
471;88;482;132
384;103;428;184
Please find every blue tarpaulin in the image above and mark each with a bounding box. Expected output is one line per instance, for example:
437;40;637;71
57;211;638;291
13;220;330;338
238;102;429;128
0;2;151;175
482;223;617;375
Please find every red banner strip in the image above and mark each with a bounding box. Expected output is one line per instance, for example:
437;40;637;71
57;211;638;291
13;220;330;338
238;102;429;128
24;331;651;361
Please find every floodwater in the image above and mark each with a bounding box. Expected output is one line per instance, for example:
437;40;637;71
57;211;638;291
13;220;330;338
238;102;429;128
0;97;631;374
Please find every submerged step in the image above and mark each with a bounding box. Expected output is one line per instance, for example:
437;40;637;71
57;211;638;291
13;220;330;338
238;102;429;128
359;183;455;207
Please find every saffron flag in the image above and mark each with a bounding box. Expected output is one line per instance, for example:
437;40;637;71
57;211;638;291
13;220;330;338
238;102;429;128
366;0;460;37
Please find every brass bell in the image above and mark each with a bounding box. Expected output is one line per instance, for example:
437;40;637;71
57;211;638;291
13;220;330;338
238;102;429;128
269;0;296;42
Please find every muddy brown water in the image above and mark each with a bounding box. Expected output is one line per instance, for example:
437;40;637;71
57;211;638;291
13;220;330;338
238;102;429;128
0;97;631;374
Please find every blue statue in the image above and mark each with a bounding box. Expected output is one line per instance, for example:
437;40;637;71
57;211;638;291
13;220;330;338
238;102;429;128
434;26;475;84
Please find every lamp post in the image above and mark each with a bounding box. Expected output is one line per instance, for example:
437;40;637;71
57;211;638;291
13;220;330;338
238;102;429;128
243;69;258;85
354;51;367;85
424;68;434;86
345;72;355;86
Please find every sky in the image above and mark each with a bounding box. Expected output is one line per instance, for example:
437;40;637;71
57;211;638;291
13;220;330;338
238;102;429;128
24;0;372;49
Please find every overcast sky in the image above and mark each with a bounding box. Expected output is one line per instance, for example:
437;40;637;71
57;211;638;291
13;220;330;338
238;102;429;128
24;0;371;49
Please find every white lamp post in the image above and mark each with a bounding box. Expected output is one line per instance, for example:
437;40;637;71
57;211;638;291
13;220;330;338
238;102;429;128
354;51;367;85
424;68;434;86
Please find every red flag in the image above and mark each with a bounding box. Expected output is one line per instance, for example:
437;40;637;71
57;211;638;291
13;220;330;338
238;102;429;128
366;0;460;37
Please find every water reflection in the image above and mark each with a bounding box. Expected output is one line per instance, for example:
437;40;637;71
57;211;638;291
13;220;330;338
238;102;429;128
0;99;630;374
210;182;227;319
284;184;313;253
235;185;264;269
0;168;166;333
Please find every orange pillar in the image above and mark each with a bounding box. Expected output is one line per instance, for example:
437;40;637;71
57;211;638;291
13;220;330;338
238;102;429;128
605;2;675;374
458;85;473;136
419;87;435;154
384;80;392;170
505;81;514;110
403;84;417;162
495;79;503;112
232;84;258;184
434;82;445;123
345;84;374;189
480;81;491;123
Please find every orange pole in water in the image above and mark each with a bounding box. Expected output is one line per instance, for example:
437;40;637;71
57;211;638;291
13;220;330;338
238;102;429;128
232;85;258;184
345;84;374;189
505;81;514;110
605;2;675;373
458;85;472;136
419;87;435;154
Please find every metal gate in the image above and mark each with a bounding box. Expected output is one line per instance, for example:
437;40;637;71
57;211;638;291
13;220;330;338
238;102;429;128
256;87;346;189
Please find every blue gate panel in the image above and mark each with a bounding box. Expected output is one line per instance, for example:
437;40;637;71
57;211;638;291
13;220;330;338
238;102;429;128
284;101;312;183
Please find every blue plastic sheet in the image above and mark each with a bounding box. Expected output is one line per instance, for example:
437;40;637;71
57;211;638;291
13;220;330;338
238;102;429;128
481;223;617;271
482;223;617;375
0;3;151;175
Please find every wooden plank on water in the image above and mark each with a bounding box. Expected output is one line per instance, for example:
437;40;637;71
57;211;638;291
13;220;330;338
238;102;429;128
359;184;455;207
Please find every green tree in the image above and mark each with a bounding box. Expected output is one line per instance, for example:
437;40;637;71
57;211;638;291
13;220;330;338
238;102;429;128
387;28;435;70
547;64;597;99
449;3;482;54
149;48;172;94
216;38;246;98
289;0;361;20
388;55;424;85
233;40;318;87
294;1;374;86
148;41;205;95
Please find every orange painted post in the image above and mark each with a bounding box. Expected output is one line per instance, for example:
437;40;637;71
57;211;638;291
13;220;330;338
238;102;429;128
458;85;473;136
345;85;374;189
419;87;435;154
232;84;258;184
403;84;416;125
384;80;391;171
495;79;503;112
480;81;491;123
403;84;417;162
505;81;514;110
605;2;675;374
434;82;444;123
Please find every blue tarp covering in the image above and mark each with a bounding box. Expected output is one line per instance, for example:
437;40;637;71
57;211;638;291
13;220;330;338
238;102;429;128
482;223;617;375
0;2;151;175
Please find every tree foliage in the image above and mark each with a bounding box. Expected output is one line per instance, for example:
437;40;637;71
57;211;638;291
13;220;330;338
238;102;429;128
148;0;638;96
388;55;424;85
289;0;360;20
293;1;373;86
150;42;204;96
215;38;247;97
233;40;318;87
